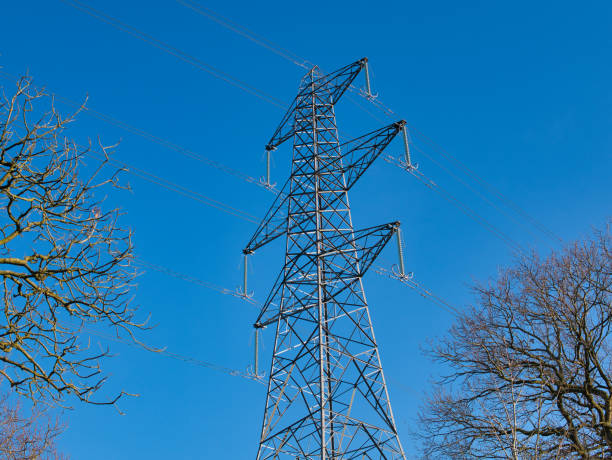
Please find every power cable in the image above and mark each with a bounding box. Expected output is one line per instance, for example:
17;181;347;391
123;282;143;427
176;0;560;244
134;257;440;399
374;262;461;318
385;156;525;256
129;258;434;400
0;71;262;224
8;5;526;315
59;0;285;108
175;0;312;69
406;122;564;243
409;142;542;240
86;329;264;383
114;160;260;224
3;69;522;255
84;148;260;224
55;1;533;252
1;71;260;223
0;69;276;195
134;257;260;306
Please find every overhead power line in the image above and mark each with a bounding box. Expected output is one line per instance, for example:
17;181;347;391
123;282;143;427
20;2;531;308
1;71;261;224
375;266;461;317
0;70;270;227
385;156;525;255
59;0;285;108
409;143;542;241
176;0;560;244
1;73;523;270
138;251;461;331
175;0;312;69
87;329;264;383
135;257;260;306
82;147;260;224
406;122;564;243
108;156;260;224
55;0;538;253
1;67;520;254
0;70;276;195
174;0;396;120
137;250;462;323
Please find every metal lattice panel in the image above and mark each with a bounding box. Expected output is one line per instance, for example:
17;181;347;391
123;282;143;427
245;59;406;459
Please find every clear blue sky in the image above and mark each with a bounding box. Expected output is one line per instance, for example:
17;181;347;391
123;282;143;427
1;0;610;458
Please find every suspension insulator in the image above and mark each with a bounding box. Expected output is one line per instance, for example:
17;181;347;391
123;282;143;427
243;253;248;297
402;125;412;169
260;147;276;190
266;150;271;187
396;227;406;278
364;59;373;98
254;328;259;377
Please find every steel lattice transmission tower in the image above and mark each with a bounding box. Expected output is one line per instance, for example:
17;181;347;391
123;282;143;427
244;58;407;459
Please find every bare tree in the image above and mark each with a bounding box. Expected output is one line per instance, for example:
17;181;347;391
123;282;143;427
0;394;64;459
418;227;612;459
0;76;148;407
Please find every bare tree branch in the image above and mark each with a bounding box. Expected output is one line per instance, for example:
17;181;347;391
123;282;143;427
0;76;149;407
418;227;612;459
0;393;65;459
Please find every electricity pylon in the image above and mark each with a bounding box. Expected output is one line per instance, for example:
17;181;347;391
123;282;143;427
244;58;407;459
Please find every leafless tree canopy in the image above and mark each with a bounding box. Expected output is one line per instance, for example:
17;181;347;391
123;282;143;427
0;394;64;459
0;77;147;407
419;228;612;459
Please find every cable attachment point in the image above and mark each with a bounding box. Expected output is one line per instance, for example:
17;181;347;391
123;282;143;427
259;147;277;190
360;58;378;101
391;265;414;280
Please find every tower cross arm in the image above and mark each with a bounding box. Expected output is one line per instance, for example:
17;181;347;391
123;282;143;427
244;114;401;254
321;221;400;277
254;221;400;329
243;178;291;254
320;121;406;190
315;57;368;105
265;58;368;151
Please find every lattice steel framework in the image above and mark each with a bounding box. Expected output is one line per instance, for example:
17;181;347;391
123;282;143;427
244;58;406;459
